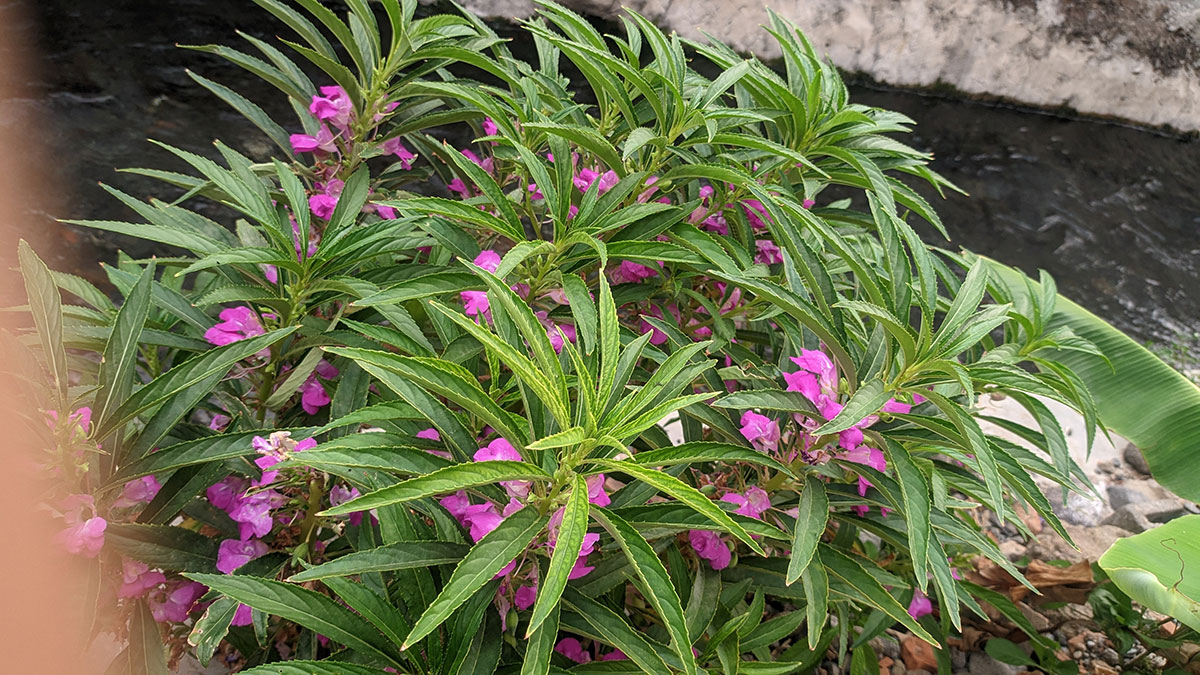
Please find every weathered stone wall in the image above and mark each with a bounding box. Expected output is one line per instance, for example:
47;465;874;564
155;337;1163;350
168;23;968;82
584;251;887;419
454;0;1200;131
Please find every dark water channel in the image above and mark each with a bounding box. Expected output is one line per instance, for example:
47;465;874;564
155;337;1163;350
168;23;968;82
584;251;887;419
9;0;1200;354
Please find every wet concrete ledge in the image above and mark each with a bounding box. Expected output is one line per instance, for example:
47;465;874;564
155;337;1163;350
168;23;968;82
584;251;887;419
450;0;1200;133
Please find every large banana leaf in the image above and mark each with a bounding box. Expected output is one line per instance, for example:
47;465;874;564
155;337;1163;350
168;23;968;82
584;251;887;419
1098;515;1200;632
987;259;1200;502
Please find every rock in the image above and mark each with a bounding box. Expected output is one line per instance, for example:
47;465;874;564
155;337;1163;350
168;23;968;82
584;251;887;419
1106;484;1150;510
1027;523;1131;563
1123;443;1152;475
1101;647;1120;665
999;539;1027;562
890;661;907;675
1093;664;1119;675
968;652;1020;675
870;636;901;661
1050;489;1108;527
1017;602;1051;632
901;636;938;673
1103;499;1189;533
950;648;967;670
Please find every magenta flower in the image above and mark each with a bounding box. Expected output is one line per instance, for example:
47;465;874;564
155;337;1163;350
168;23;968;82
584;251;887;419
148;581;206;623
586;474;611;507
112;475;162;509
330;484;372;526
309;85;353;129
721;486;771;519
461;290;490;317
417;427;441;441
380;137;417;169
567;532;601;579
783;369;821;403
207;477;249;511
289;125;337;154
475;438;528;499
802;198;816;209
439;491;471;521
464;503;504;542
118;559;166;598
573;168;618;195
739;410;780;452
514;584;536;610
57;495;106;558
473;249;502;273
299;376;331;414
217;538;269;574
742;199;770;229
907;589;933;619
228;492;279;540
204;306;265;346
755;239;783;264
230;604;253;627
689;529;731;570
610;260;658;284
601;649;629;661
555;638;592;664
482;117;499;136
447;178;471;199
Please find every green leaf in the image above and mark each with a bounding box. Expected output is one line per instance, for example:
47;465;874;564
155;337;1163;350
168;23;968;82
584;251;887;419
320;461;551;515
713;388;819;414
562;273;598;355
187;573;403;665
404;507;547;648
813;379;890;435
588;459;764;555
520;596;560;675
525;122;624;177
188;597;237;667
820;546;939;646
632;441;793;476
288;541;469;582
18;240;68;403
560;588;673;673
326;346;529;447
106;523;218;572
786;476;828;585
527;475;589;638
884;440;931;589
264;347;324;408
1099;514;1200;633
593;508;698;675
126;600;168;675
109;428;313;485
237;663;395;675
984;638;1039;668
94;261;154;442
801;556;829;650
95;327;299;440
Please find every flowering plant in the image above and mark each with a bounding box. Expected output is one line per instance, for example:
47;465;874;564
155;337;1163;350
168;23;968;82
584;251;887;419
12;1;1104;672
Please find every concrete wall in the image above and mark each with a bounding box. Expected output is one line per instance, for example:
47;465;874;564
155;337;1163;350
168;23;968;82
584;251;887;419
454;0;1200;132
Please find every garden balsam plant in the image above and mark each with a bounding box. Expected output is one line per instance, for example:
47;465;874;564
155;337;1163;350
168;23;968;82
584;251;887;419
10;0;1108;672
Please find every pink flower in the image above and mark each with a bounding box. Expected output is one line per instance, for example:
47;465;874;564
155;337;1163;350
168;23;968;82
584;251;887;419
555;638;592;664
217;538;269;574
567;532;601;579
309;194;337;219
481;117;499;136
417;428;441;441
739;410;780;452
207;477;249;512
230;604;253;627
464;503;504;542
783;369;821;403
742;199;770;229
573;167;618;195
299;376;331;414
802;198;816;209
460;149;495;175
586;474;610;507
841;446;886;474
204;306;265;346
112;475;162;509
755;239;782;264
610;260;658;284
309;85;353;129
58;495;106;558
330;484;371;526
601;649;628;661
907;589;933;619
289;125;338;154
790;349;837;391
473;249;502;273
720;486;771;519
380;137;417;169
439;491;471;521
475;438;528;499
689;529;731;570
461;290;490;317
229;492;279;539
514;584;536;609
447;178;471;199
148;581;206;623
119;559;166;598
527;182;544;201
